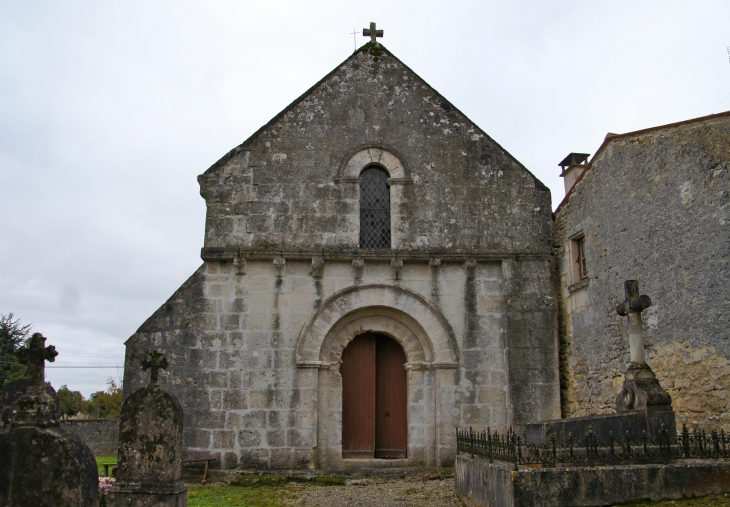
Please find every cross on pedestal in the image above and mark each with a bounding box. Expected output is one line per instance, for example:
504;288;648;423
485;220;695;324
616;280;652;364
614;280;672;412
363;22;383;45
17;333;58;387
142;350;169;385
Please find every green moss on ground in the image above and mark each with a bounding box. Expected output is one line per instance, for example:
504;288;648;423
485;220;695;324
185;481;730;507
229;475;345;488
187;483;296;507
613;492;730;506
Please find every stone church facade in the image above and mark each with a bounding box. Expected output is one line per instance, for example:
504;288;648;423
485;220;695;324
122;42;561;470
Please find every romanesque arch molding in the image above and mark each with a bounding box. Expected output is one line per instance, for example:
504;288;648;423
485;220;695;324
296;284;458;369
340;147;407;180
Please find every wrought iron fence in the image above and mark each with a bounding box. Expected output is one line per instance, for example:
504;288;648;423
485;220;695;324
456;425;730;469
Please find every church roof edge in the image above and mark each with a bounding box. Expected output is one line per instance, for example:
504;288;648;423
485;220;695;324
554;109;730;214
203;42;388;175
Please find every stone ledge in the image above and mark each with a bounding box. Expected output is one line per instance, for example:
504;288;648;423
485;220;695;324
342;458;413;469
200;247;551;263
296;360;459;370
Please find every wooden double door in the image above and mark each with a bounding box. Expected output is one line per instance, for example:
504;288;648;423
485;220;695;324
341;333;408;459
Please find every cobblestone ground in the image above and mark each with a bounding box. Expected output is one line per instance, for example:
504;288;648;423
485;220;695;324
282;474;463;507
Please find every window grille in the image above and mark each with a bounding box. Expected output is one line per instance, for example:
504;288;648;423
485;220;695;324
359;167;391;249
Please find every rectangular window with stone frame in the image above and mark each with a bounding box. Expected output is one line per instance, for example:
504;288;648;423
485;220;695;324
570;232;587;282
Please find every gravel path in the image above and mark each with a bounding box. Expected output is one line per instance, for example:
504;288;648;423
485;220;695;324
282;473;463;507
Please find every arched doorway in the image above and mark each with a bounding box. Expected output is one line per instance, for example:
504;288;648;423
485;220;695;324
341;333;407;459
295;284;460;469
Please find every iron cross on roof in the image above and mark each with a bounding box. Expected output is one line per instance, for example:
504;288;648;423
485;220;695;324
17;333;58;387
363;22;383;44
142;349;169;385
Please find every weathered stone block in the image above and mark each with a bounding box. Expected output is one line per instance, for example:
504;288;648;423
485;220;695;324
267;430;286;447
212;430;236;449
249;390;276;409
270;448;294;469
195;410;226;430
239;410;267;428
237;429;262;447
239;448;269;468
222;390;248;410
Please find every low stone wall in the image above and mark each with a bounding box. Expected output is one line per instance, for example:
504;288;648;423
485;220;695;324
60;419;118;456
455;455;730;507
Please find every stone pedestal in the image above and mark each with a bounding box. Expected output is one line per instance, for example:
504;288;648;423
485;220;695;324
108;481;187;507
616;362;672;412
0;378;59;430
0;334;98;507
109;351;186;507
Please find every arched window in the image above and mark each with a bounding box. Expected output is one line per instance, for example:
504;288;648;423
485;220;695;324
359;166;391;249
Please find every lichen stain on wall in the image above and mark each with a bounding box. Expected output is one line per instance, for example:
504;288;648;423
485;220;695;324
650;341;730;429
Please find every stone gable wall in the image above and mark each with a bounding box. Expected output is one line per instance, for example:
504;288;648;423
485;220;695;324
555;114;730;428
197;48;552;254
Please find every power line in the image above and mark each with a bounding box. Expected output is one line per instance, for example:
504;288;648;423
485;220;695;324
56;356;122;358
47;366;124;369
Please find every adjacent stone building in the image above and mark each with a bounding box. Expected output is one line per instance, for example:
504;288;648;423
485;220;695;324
122;41;561;470
554;111;730;428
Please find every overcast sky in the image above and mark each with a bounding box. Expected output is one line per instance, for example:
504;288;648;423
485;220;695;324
1;1;728;396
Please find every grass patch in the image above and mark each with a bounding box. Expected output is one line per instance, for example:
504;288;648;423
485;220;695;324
312;476;345;486
95;455;117;477
187;483;296;507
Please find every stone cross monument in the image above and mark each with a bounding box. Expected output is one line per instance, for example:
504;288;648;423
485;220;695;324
13;333;59;426
615;280;672;412
363;22;384;45
109;350;187;507
141;349;169;384
525;280;677;444
17;333;58;386
0;334;98;507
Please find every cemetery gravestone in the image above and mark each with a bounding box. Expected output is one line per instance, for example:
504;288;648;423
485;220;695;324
0;333;99;507
108;350;187;507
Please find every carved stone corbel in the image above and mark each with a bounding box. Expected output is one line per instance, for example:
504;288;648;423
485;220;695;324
233;255;247;275
311;256;324;278
273;256;286;276
352;257;364;278
391;259;403;280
